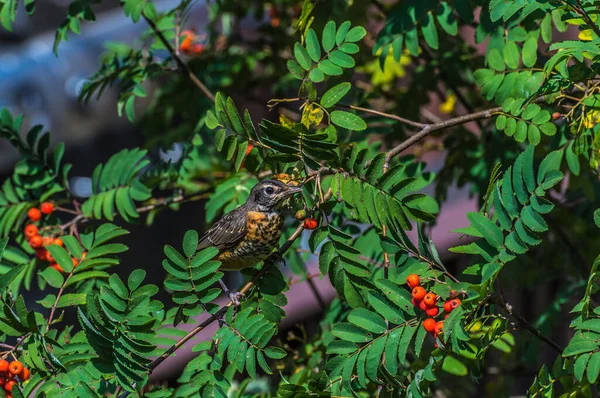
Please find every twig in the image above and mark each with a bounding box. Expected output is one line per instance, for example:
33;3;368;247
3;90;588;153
492;295;562;354
142;13;215;103
47;273;73;329
574;0;600;39
337;104;426;129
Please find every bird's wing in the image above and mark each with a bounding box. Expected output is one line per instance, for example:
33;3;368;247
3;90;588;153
197;209;247;252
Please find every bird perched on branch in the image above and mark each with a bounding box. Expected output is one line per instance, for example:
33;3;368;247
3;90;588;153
198;179;302;304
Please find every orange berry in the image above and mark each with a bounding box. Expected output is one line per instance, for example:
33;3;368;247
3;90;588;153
246;144;254;156
423;293;437;307
425;306;439;317
42;236;52;247
81;251;87;259
45;251;54;263
24;224;38;239
411;286;426;301
8;361;22;376
18;367;29;381
450;299;461;309
419;300;428;311
72;258;79;268
29;235;43;249
406;274;420;289
435;321;444;335
552;112;561;120
4;379;15;392
449;289;458;298
27;208;41;222
53;238;64;247
443;301;453;313
303;218;318;230
180;30;194;52
0;360;8;373
50;263;63;273
423;318;436;333
40;202;54;215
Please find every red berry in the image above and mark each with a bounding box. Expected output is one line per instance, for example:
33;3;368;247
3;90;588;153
0;360;8;373
24;224;38;239
425;306;439;317
0;377;5;386
29;235;43;249
423;293;437;307
27;208;41;222
411;297;419;307
245;144;254;156
411;286;426;301
18;367;29;381
445;314;449;319
40;202;54;215
8;361;22;376
443;301;453;313
35;249;47;260
419;300;428;311
423;318;436;333
552;112;561;120
303;218;318;230
4;380;15;392
45;251;54;263
435;321;444;335
450;299;461;309
406;274;420;289
51;263;63;273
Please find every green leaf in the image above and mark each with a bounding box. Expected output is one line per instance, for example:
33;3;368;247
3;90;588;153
322;21;336;52
503;41;520;69
487;49;505;71
421;12;439;49
308;68;325;83
466;212;504;249
348;308;387;334
336;21;351;46
587;352;600;384
332;322;373;343
575;353;591;381
287;60;305;79
442;356;468;376
321;82;351;108
563;340;598;356
294;43;312;70
330;111;366;131
522;37;538;67
305;29;321;62
345;26;366;42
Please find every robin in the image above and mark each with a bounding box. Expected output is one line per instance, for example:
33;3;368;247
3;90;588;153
198;179;302;304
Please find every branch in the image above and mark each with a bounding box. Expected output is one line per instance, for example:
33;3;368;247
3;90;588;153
492;295;562;354
337;104;427;129
574;0;600;39
46;273;73;329
142;13;215;103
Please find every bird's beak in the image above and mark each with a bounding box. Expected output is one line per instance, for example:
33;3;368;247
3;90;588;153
282;186;303;197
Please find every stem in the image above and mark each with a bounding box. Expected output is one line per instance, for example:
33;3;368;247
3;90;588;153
337;104;426;129
492;295;562;354
142;13;215;103
47;273;73;329
574;0;600;39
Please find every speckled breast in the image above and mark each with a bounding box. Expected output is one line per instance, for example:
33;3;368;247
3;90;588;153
218;211;284;270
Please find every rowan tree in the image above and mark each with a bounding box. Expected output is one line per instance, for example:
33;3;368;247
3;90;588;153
0;0;599;397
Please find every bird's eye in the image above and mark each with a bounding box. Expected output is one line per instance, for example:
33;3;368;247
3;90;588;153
265;186;275;195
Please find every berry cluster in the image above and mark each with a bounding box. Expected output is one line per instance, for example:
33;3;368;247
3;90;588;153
294;210;319;230
24;203;83;273
406;274;461;345
0;359;31;397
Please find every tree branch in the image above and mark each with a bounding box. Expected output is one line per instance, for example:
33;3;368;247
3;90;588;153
337;104;427;129
492;295;562;354
574;0;600;39
142;13;216;103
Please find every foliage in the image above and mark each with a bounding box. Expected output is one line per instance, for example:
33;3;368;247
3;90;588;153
1;0;600;397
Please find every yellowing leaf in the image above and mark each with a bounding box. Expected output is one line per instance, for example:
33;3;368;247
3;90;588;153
440;93;457;114
359;48;411;89
279;114;296;129
301;104;324;127
579;29;594;41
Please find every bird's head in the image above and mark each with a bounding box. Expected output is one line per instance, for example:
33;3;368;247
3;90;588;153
247;179;302;211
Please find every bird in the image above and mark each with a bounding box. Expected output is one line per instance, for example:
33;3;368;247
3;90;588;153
197;179;302;304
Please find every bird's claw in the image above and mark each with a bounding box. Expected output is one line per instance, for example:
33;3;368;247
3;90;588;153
269;252;286;267
228;291;245;307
